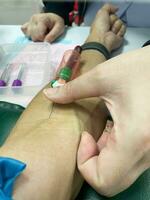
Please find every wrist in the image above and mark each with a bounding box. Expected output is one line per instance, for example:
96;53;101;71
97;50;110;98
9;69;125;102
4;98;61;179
86;32;111;53
81;42;110;60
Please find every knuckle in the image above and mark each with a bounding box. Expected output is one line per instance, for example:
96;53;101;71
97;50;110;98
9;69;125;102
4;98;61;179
103;3;111;9
97;9;102;16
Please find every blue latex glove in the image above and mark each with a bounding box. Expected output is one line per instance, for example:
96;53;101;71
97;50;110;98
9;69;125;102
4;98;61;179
0;157;26;200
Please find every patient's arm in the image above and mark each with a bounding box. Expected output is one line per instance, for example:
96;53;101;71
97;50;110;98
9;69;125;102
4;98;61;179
0;5;125;200
0;47;107;200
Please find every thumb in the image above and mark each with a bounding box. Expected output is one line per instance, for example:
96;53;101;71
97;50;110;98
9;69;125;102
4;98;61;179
77;132;101;190
43;65;109;104
44;22;64;43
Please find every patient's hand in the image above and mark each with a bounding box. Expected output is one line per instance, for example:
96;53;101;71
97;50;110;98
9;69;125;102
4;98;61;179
87;4;126;52
43;46;150;197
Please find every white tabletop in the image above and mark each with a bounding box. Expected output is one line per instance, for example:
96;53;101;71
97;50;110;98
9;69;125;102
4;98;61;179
1;25;150;50
0;25;150;107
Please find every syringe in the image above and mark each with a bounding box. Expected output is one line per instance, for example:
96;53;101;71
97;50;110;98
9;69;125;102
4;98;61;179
50;45;82;88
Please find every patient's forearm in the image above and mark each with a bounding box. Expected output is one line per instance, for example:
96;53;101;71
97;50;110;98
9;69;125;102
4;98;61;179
0;42;108;200
5;47;106;140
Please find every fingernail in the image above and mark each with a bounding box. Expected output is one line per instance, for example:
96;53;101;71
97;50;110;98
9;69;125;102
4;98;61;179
43;88;58;98
43;88;53;97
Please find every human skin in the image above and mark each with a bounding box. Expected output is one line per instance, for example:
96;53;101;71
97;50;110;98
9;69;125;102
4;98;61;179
44;30;150;197
21;13;65;42
0;4;125;200
0;45;106;200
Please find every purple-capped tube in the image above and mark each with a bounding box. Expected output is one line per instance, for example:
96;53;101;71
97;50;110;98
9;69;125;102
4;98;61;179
0;64;12;87
12;64;25;86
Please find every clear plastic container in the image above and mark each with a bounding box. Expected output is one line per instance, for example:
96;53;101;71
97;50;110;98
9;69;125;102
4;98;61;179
0;42;54;98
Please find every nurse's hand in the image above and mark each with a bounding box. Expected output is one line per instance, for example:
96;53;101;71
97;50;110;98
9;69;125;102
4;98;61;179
43;46;150;196
21;13;65;42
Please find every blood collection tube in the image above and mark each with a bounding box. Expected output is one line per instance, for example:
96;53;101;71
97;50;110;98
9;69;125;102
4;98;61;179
0;64;12;87
50;45;82;88
12;64;25;86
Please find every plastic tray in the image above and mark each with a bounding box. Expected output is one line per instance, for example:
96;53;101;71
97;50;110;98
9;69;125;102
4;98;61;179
0;42;54;98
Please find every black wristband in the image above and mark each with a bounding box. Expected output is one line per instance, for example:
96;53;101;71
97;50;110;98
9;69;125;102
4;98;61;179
81;42;110;60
